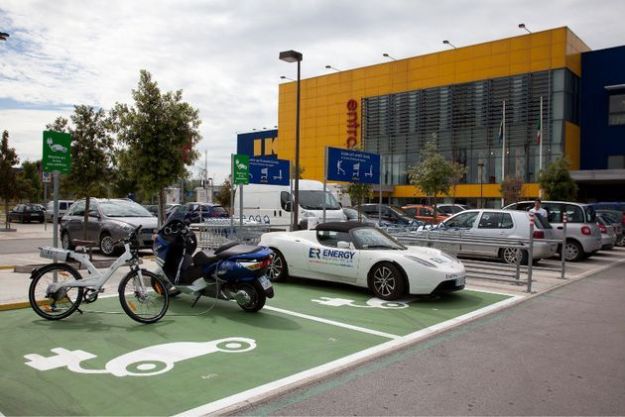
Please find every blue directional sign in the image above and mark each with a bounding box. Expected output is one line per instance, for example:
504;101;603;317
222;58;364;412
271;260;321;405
249;158;290;186
326;147;380;184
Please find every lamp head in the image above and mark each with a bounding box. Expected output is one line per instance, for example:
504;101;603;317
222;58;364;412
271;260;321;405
279;50;303;63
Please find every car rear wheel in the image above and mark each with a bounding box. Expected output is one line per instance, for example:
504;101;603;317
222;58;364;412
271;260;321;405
268;249;288;282
564;240;584;262
61;232;75;251
368;262;406;301
99;233;117;257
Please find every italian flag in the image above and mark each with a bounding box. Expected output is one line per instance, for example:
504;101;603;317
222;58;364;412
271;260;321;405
536;118;541;145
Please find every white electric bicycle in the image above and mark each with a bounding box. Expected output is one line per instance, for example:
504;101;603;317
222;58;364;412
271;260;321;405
28;226;169;324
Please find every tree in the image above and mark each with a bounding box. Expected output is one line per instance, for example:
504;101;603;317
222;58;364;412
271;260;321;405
407;140;466;218
20;161;42;202
47;107;114;240
0;130;20;229
499;176;523;205
111;70;201;224
346;183;372;219
539;157;578;201
215;178;233;213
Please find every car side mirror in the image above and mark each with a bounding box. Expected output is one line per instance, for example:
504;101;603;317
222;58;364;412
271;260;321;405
284;201;292;212
337;241;351;249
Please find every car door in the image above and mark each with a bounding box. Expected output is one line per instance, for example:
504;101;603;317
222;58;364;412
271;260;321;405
86;202;102;242
61;201;82;241
472;212;514;257
307;229;359;283
432;210;479;254
542;202;564;239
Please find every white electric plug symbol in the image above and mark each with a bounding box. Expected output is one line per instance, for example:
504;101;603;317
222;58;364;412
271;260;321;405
311;297;409;309
24;337;256;377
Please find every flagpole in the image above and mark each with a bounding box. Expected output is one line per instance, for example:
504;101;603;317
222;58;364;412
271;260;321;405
538;96;543;173
501;100;506;207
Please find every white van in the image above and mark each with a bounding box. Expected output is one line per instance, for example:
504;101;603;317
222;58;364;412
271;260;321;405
45;200;74;222
234;179;346;229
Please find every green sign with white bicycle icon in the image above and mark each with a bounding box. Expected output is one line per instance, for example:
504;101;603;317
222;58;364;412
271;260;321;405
232;153;249;185
42;130;72;174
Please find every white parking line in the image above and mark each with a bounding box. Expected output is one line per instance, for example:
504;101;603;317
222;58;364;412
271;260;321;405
264;305;401;340
174;294;522;417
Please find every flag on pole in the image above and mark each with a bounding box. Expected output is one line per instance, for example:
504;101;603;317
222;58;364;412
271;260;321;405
535;118;542;145
498;117;504;143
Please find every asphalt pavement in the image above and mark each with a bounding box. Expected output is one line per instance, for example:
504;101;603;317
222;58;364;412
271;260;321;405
237;261;625;416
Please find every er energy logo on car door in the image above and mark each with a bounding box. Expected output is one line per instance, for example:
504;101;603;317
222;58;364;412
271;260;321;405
308;247;356;267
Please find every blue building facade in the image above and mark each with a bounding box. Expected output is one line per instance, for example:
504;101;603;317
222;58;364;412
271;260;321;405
580;46;625;170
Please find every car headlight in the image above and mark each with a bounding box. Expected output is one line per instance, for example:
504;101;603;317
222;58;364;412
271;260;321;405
446;273;464;280
301;211;315;218
405;255;437;268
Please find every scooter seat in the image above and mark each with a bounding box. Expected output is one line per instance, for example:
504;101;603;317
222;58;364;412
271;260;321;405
214;241;239;254
215;244;260;258
192;250;219;267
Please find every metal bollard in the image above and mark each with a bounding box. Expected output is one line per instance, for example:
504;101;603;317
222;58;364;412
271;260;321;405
560;212;568;279
527;212;535;293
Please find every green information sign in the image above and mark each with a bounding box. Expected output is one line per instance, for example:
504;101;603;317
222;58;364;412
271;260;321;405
42;131;71;174
232;154;249;185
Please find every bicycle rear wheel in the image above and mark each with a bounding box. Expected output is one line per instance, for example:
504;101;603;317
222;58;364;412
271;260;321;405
118;269;169;324
28;263;84;320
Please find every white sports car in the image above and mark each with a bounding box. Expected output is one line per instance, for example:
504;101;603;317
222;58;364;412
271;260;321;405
260;222;466;300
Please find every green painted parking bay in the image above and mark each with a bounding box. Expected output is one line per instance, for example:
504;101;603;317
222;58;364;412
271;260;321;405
0;285;512;416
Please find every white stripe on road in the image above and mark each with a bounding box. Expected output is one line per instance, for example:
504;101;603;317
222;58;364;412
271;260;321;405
264;305;401;340
174;295;522;417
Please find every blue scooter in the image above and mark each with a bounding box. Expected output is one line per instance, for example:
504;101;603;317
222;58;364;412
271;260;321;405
152;219;274;312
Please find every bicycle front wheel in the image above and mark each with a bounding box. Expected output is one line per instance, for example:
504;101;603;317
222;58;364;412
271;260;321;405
28;263;84;320
118;269;169;324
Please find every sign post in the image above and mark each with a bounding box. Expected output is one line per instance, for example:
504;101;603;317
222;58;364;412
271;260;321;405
232;154;249;229
42;131;71;249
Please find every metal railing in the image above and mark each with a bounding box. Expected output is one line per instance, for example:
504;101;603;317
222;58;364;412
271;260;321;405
196;220;275;250
392;229;565;293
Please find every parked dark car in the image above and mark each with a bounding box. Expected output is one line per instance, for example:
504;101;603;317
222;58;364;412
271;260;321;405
60;198;157;256
354;204;422;227
343;207;394;228
167;202;229;224
8;204;45;223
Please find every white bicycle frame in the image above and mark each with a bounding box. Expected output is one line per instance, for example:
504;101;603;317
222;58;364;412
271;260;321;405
39;242;146;294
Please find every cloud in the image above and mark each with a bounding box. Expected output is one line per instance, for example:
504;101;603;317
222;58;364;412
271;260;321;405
1;0;625;185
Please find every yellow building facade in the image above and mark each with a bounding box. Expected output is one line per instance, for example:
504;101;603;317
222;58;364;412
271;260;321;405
277;27;590;203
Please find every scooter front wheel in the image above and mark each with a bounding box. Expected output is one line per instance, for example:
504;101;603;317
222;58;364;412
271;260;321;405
235;281;266;313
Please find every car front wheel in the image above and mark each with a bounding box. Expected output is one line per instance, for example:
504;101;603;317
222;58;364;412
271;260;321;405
368;262;406;300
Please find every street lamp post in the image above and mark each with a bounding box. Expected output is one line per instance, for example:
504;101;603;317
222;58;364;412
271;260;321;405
279;50;303;231
478;162;484;208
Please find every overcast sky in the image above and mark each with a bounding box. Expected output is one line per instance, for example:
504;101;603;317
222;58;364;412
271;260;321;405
1;0;624;184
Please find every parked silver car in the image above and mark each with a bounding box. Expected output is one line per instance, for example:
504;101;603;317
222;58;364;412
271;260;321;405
416;209;558;264
596;213;617;250
504;201;602;261
60;198;157;256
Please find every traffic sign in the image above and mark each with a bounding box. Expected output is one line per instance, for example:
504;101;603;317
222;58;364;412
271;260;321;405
326;147;380;184
42;172;51;183
232;154;249;185
42;131;71;174
249;158;290;186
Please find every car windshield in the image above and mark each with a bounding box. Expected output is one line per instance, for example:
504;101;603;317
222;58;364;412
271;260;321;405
100;200;153;217
352;227;405;250
299;190;340;210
